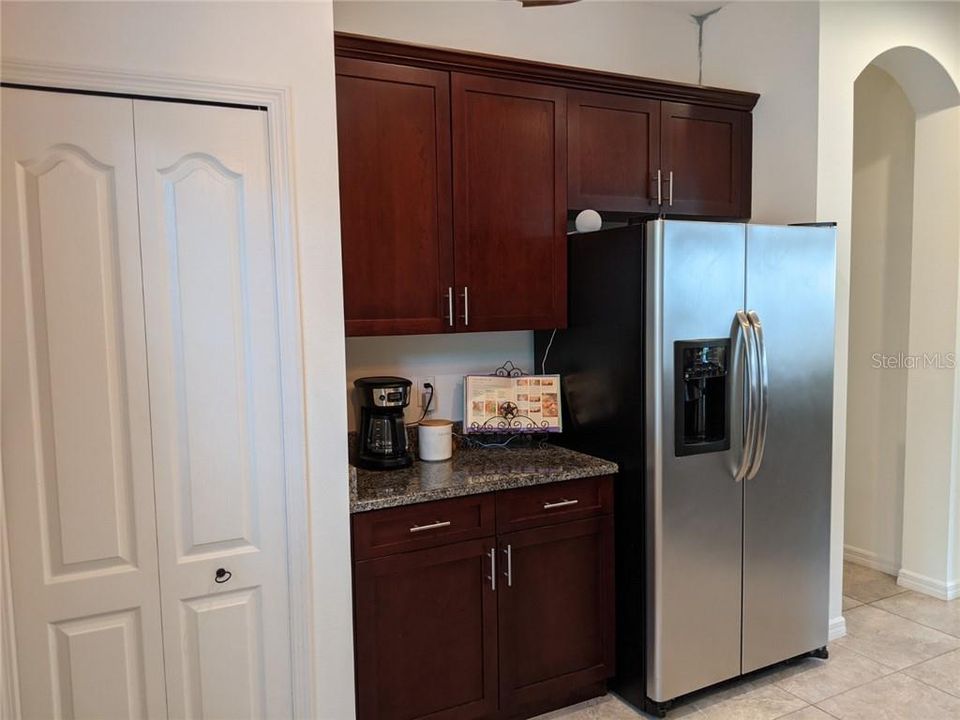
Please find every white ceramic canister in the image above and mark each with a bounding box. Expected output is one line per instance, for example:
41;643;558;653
418;419;453;462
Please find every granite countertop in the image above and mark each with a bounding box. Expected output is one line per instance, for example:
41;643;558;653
349;443;619;513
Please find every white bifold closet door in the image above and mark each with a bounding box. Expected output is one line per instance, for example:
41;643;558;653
1;87;169;720
2;88;292;719
133;99;292;720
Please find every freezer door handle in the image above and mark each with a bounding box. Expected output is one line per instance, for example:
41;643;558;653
746;310;769;479
734;310;759;482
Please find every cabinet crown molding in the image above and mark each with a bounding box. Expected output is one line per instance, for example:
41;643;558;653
334;32;760;112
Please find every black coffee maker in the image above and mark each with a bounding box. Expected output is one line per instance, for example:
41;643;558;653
354;376;413;470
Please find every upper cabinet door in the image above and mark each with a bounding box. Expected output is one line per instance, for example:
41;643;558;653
336;58;454;336
452;73;567;332
660;102;751;219
568;91;660;214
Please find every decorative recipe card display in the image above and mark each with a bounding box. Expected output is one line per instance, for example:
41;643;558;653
463;374;562;433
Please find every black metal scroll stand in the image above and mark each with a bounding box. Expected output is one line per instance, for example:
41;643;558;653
461;361;552;449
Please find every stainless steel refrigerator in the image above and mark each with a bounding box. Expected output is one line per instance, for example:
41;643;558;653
536;218;835;716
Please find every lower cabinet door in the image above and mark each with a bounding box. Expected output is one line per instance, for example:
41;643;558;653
498;516;615;716
354;538;499;720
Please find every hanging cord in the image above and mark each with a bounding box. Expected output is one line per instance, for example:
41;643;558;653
414;382;435;425
541;328;558;374
691;7;723;85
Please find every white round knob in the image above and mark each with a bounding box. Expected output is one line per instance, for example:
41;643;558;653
574;209;602;233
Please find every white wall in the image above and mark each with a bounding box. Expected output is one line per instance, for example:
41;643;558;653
844;65;915;576
901;103;960;596
334;0;820;224
818;1;960;612
346;332;533;428
1;2;356;716
336;0;821;426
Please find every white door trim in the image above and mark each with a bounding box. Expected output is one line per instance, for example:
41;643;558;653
0;59;314;720
1;463;22;720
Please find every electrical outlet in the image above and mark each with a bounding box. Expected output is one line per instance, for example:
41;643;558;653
418;377;436;411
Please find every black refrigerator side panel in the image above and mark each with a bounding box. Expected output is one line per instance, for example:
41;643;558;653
535;225;645;468
535;224;647;708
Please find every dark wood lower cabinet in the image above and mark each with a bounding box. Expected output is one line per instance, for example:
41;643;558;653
498;517;615;717
354;538;499;720
352;476;615;720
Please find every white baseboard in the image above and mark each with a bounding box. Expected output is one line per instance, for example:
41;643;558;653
844;545;900;576
829;615;847;640
898;569;960;601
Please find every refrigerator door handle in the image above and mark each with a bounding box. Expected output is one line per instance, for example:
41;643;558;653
746;310;769;479
734;310;758;482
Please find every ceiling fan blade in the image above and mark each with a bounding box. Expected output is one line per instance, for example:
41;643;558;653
520;0;581;6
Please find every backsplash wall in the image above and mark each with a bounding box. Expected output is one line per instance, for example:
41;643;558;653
345;331;535;429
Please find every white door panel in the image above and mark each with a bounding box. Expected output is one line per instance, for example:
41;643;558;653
181;589;266;718
51;609;151;720
133;100;292;720
2;88;167;719
159;153;259;559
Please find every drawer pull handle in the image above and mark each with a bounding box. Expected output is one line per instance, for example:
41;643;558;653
543;498;579;510
409;520;452;533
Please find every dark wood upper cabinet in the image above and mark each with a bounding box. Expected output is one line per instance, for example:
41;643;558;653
567;91;660;214
451;73;568;332
353;538;499;720
334;34;759;336
660;101;751;219
497;517;615;717
568;95;753;219
335;58;454;336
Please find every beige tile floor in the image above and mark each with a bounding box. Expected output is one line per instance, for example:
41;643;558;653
535;563;960;720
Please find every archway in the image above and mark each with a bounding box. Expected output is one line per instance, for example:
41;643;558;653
843;63;915;602
843;46;960;607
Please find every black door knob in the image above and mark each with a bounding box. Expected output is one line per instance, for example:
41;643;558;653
215;568;232;584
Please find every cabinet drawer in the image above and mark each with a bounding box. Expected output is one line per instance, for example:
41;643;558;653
352;493;496;560
497;475;613;532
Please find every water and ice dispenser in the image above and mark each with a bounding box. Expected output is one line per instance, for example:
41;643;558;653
674;340;730;456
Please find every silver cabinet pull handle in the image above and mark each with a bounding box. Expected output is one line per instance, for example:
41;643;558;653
668;171;674;206
460;286;469;326
656;169;662;205
543;498;579;510
445;286;454;327
409;520;451;533
487;547;496;591
503;544;512;587
746;310;769;480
